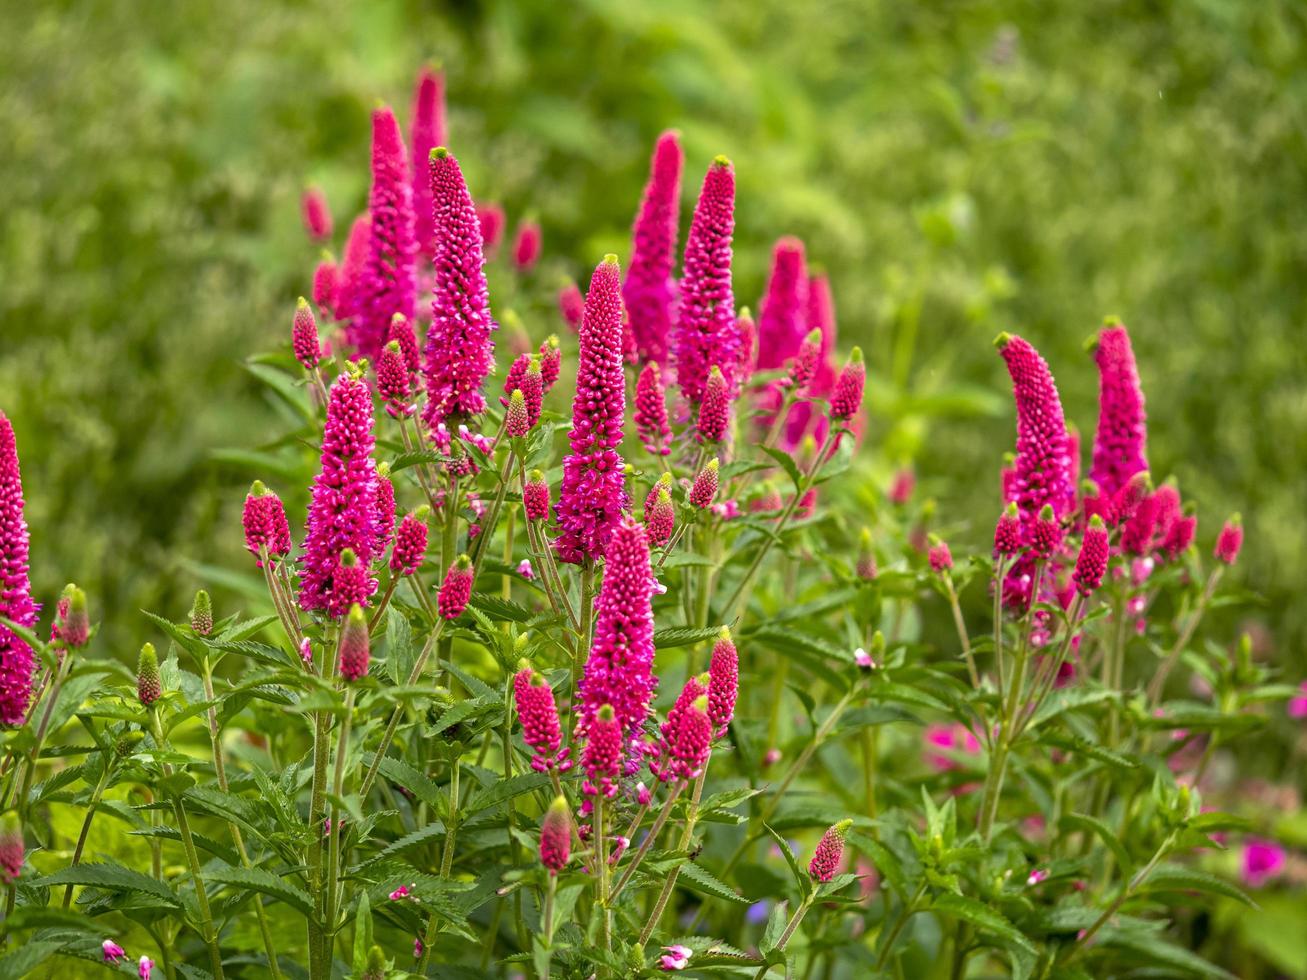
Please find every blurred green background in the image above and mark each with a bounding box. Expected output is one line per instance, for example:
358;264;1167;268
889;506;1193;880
3;0;1304;663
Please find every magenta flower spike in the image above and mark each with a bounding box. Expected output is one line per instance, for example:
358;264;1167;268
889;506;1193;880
539;796;572;873
1032;504;1063;558
830;347;866;422
377;341;413;417
438;554;474;620
539;335;562;392
476;202;505;253
689;458;719;510
756;237;808;373
333;213;372;324
1215;514;1243;565
513;666;567;773
505;390;530;438
645;487;675;547
423;148;497;432
293;298;322;370
374;466;396;553
243;481;292;567
735;308;756;383
501;353;544;425
299;372;380;617
0;412;37;725
0;812;22;882
349;106;417;361
1161;509;1197;560
388;313;421;377
1073;515;1110;596
644;472;673;520
137;643;161;707
660;694;712;782
696;366;731;443
577;518;657;741
582;703;623;799
1122;491;1161;556
997;333;1075;524
558;281;584;333
673;157;738;404
1089;318;1148;500
624;130;684;366
338;604;370;682
784;273;839;447
994;502;1022;557
554;255;630;564
302;186;333;241
707;627;738;736
809;819;852;883
409;65;446;259
313;256;339;316
390;508;428;576
523;470;551;522
512;220;542;270
927;536;953;573
635;362;672;456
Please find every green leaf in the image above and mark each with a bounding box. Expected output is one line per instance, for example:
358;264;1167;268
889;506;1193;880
846;830;908;898
932;893;1036;955
1058;814;1132;877
653;626;722;649
467;772;552;814
678;860;749;905
469;592;534;623
352;889;373;975
374;756;442;810
389;449;446;472
0;941;62;980
761;821;809;896
130;826;240;867
1141;863;1256;908
1103;933;1237;979
34;861;181;906
204;863;315;916
759;446;803;491
760;901;788;955
386;606;415;685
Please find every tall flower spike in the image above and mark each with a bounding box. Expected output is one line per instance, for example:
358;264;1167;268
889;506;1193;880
523;470;551;522
539;335;562;392
331;549;373;615
708;627;738;736
554;256;630;564
696;366;731;443
243;481;292;567
809;819;852;883
558;282;584;332
299;372;380;616
350;106;417;360
582;704;623;799
674;157;738;403
1089;318;1148;500
377;341;413;418
505;390;530;438
624;130;683;366
0;413;36;726
756;237;808;373
424;148;497;431
338;604;370;682
388;313;421;377
660;694;712;782
996;333;1075;524
501;354;544;425
830;347;865;422
409;65;446;258
438;554;474;620
539;796;572;873
577;519;657;740
137;643;161;707
293;298;322;370
513;666;567;772
645;488;675;547
1162;507;1197;560
689;458;719;510
333;213;371;323
635;362;672;456
302;186;333;241
1073;515;1110;596
390;508;429;576
784;272;838;449
1032;504;1062;558
374;465;396;554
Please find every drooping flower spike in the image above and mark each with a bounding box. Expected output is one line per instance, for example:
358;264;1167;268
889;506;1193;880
424;147;497;432
409;64;446;258
624;130;683;366
809;819;852;883
1089;317;1148;500
554;255;630;564
635;362;672;456
674;156;738;403
0;413;36;726
51;584;90;650
350;106;417;360
299;371;380;616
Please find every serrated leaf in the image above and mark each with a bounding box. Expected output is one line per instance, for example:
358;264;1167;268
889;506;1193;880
932;893;1036;954
389;449;446;472
760;901;788;955
374;756;442;810
761;822;809;895
469;592;534;623
0;941;62;980
1058;814;1132;877
1141;863;1256;908
1102;933;1237;979
204;863;315;916
678;860;749;905
846;830;908;897
653;626;722;648
34;861;180;906
467;772;551;814
386;606;415;685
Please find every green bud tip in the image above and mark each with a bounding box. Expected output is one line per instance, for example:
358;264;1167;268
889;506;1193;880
529;469;545;482
454;553;472;570
717;625;732;642
805;328;822;344
597;704;615;721
296;296;310;310
849;346;863;363
138;643;158;668
696;672;711;687
515;656;532;674
1228;512;1242;525
709;365;723;379
250;480;269;496
385;339;401;353
548;794;570;815
927;533;943;547
833;818;853;833
657;472;673;488
528;354;541;371
340;548;358;567
705;457;719;472
509;389;525;406
67;585;87;613
712;154;732;169
859;527;873;547
656;488;672;506
602;253;619;267
346;604;366;627
1039;504;1054;519
993;331;1013;350
1088;514;1106;529
691;695;709;712
871;630;886;652
412;505;431;521
1102;314;1124;327
738;306;753;321
1004;502;1019;517
377;461;391;477
545;334;559;349
319;249;335;262
365;946;386;972
431;146;450;160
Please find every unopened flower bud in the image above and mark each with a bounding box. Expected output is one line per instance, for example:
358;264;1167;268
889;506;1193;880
438;555;474;620
1215;514;1243;565
927;535;953;573
809;819;852;882
830;348;865;421
539;795;572;873
993;502;1021;557
189;589;213;637
505;389;530;438
137;644;162;706
338;604;370;681
689;458;719;510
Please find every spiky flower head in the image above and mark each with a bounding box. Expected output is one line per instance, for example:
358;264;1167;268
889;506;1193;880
558;281;584;332
790;328;822;390
331;549;374;614
674;157;738;403
707;626;738;736
624;130;683;366
54;584;90;649
390;508;429;576
645;488;675;547
505;389;530;438
659;694;712;782
994;502;1022;557
1073;515;1110;596
696;366;731;443
334;213;371;324
1161;508;1198;560
501;353;544;425
299;372;379;616
635;362;672;456
554;255;630;564
996;332;1076;524
438;554;474;620
423;148;497;431
302;186;333;241
513;667;567;773
523;470;551;522
409;65;446;258
1121;490;1162;556
809;819;852;883
927;535;953;573
689;458;720;510
338;604;370;682
830;347;865;421
582;704;623;799
349;106;417;360
1089;318;1148;500
313;256;339;316
293;297;322;370
188;589;212;637
539;795;572;873
1215;514;1243;565
577;519;657;740
137;643;161;706
756;237;808;372
377;341;413;418
374;466;396;555
0;812;22;881
0;412;35;725
512;220;542;271
1032;504;1063;558
243;480;292;567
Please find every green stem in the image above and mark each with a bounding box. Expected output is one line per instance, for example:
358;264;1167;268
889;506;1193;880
752;894;815;979
611;781;686;901
325;688;355;943
640;770;708;945
943;573;980;689
306;636;333;978
874;883;927;972
1146;566;1222;705
62;754;114;908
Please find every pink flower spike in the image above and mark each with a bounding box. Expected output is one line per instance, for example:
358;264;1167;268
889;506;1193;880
476;202;505;253
539;335;562;392
424;148;497;432
505;390;530;438
889;467;916;505
1215;515;1243;565
554;255;629;564
1032;504;1062;558
512;220;542;270
624;130;683;366
337;603;370;682
708;627;738;735
243;481;292;567
645;487;675;548
690;458;720;510
390;508;429;576
138;955;154;980
994;502;1021;557
0;818;22;882
523;470;551;522
674;156;738;403
789;328;822;390
409;65;446;259
438;554;474;620
388;313;421;377
514;666;566;774
756;237;808;373
334;213;371;324
1241;838;1286;888
830;347;865;421
1089;318;1148;500
927;535;953;573
1161;510;1197;560
302;186;333;241
539;795;572;873
696;365;731;443
582;704;624;799
377;341;413;417
809;819;852;883
577;519;657;740
635;362;672;456
313;256;339;316
103;940;127;963
0;412;36;726
657;694;712;782
1073;516;1110;596
293;297;322;370
349;106;417;360
558;282;584;333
